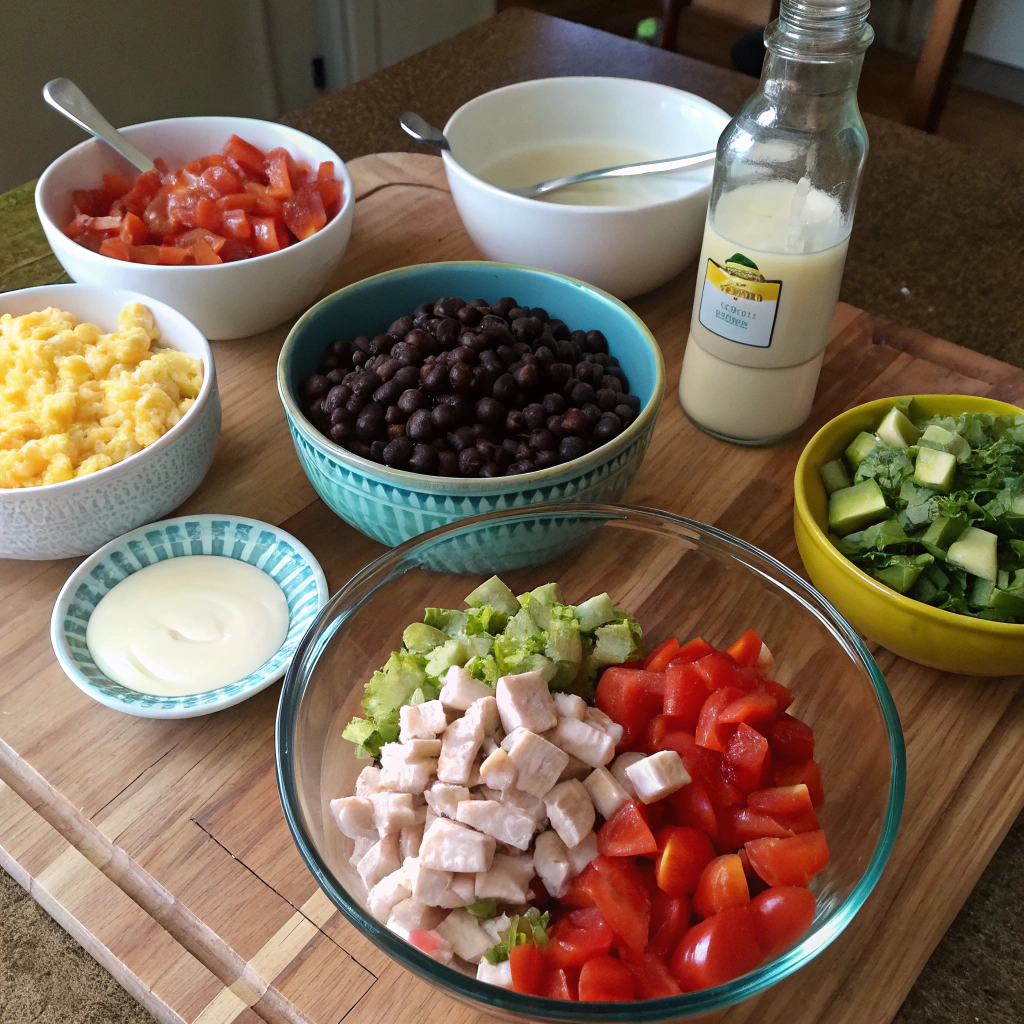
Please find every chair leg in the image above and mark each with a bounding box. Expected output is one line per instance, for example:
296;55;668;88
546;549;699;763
659;0;694;51
908;0;978;133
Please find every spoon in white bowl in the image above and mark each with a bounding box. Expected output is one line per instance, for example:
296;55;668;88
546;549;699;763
43;78;155;173
400;110;716;200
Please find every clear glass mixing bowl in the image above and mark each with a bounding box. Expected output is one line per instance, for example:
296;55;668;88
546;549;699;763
276;504;905;1022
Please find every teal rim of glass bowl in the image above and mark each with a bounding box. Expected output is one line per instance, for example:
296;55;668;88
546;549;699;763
276;260;666;493
51;514;329;718
275;502;906;1021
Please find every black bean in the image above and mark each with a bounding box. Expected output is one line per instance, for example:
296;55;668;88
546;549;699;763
478;462;500;478
414;301;434;317
382;434;413;467
490;296;516;317
432;437;451;452
392;365;420;391
438;451;459;476
546;414;565;439
522;403;546;430
478;349;503;375
449;426;477;452
492;373;517;404
375;358;401;382
346;440;372;459
326;367;347;385
563;377;580;398
353;335;372;353
457;304;483;327
320;353;340;373
450;345;477;365
585;329;608;353
409;408;439;442
388;316;413;338
421;364;450;394
528;428;557;452
514;441;533;462
614;404;636;427
328;407;353;436
570;382;596;406
559;435;589;462
514;363;539;391
593;413;622;444
542;392;567;416
496;345;516;367
331;338;351;359
547;318;569;340
534;345;555;367
302;374;330;399
457;447;483;476
548;362;572;388
510;316;540;343
534;450;557;469
387;423;405;440
605;365;629;386
371;378;401;406
409;443;439;474
581;402;602;427
368;333;393;357
503;409;523;434
385;404;406;425
439;392;471;418
434;318;461;347
433;296;464;318
506;459;534;475
369;440;387;462
595;388;618;412
345;394;367;415
356;403;385;440
617;392;641;413
324;384;349;413
398;389;427;415
561;408;588;436
473;424;496;444
406;328;439;355
390;342;423;367
431;403;460;431
473;397;504;429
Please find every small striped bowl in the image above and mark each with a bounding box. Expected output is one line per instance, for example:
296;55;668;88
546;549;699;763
50;514;329;718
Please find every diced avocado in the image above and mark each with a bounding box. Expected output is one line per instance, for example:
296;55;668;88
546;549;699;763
573;592;616;631
828;479;890;536
424;637;470;679
919;424;971;462
837;518;908;556
988;588;1024;618
911;574;941;603
923;562;950;589
465;575;521;615
424;607;469;636
845;431;882;470
521;582;562;607
592;622;635;665
1012;539;1024;560
872;555;932;594
969;576;994;608
998;569;1011;591
920;515;968;559
545;617;582;666
1009;493;1024;515
946;526;999;581
1013;568;1024;590
820;459;853;495
402;621;450;653
876;406;923;449
891;396;915;418
913;447;957;493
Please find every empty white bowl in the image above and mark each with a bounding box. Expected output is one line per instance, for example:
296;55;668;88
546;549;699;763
35;116;355;340
442;77;729;299
0;284;220;559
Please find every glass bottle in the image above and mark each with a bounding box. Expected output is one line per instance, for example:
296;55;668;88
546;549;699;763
679;0;873;445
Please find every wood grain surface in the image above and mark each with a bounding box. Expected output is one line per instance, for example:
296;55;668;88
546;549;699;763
1;153;1023;1024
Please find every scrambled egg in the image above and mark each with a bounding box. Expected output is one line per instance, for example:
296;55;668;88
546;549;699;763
0;303;203;488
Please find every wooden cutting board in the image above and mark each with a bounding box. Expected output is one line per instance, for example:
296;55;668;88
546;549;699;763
2;153;1023;1024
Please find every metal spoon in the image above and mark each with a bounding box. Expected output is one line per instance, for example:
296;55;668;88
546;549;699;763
43;78;154;172
399;111;715;199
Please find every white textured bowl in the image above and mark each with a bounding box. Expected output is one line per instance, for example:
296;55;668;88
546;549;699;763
35;116;355;340
0;284;220;559
442;77;729;299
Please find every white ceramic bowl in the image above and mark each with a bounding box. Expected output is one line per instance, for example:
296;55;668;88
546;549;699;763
51;514;328;719
442;77;729;299
35;116;355;340
0;284;220;559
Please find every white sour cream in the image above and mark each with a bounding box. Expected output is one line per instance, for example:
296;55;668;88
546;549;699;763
86;555;290;696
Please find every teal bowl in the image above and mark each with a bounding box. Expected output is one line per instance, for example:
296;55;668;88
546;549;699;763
277;262;665;547
50;514;329;719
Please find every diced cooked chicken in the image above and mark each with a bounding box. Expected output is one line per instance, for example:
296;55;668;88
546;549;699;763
379;742;438;794
436;908;495;963
400;699;449;741
624;750;691;804
482;737;500;757
506;729;570;798
350;835;376;867
371;792;425;835
400;822;424;860
449;872;477;906
386;897;446;940
533;830;573;898
330;796;377;839
475;852;535;903
500;727;525;752
496;671;558;734
456;799;538;851
476;958;513;989
465;695;501;739
585;706;625;747
367;866;411;921
567;831;598;874
483;912;511;945
406;857;451;905
501;786;547;824
544;780;596;849
582;767;631;820
479;747;518;791
439;665;494;710
419;817;496;873
357;833;402;889
609;751;646;798
553;692;587;721
548;717;615;768
558;754;593;782
425;782;471;820
437;714;485;786
355;765;384;797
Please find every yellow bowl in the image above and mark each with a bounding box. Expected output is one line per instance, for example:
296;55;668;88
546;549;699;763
794;394;1024;676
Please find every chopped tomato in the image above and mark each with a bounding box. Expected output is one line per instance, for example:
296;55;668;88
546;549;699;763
574;856;650;953
724;723;772;794
98;237;131;261
509;942;547;995
773;759;824;808
63;214;94;239
645;714;693;753
119;211;148;245
174;228;226;254
644;637;680;672
625;952;682;998
251;215;290;255
543;967;576;1001
120;170;162;214
317;176;343;214
655;826;715;897
220;209;252;240
667;637;716;665
547;907;613;968
282;183;327;241
596;667;665;749
696;685;744;752
199;165;242;198
751;675;794;713
317;159;336;180
766;714;816;764
692;651;745;691
745;830;829;887
736;847;769;895
726;629;764;667
657;730;744;809
190;238;223;265
101;172;133;197
663;662;709;730
71;188;111;216
692;854;750;919
748;784;814;818
716;807;793;851
749;886;817;958
599;801;658;857
648;890;691;959
89;215;123;232
718;690;778;727
579;955;635;1002
668;782;718;839
215;192;258;212
219;238;255;262
265;147;294;197
195;197;222;232
670;906;762;991
225;134;267;177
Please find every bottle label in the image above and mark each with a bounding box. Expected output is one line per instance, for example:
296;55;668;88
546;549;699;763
698;253;782;349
